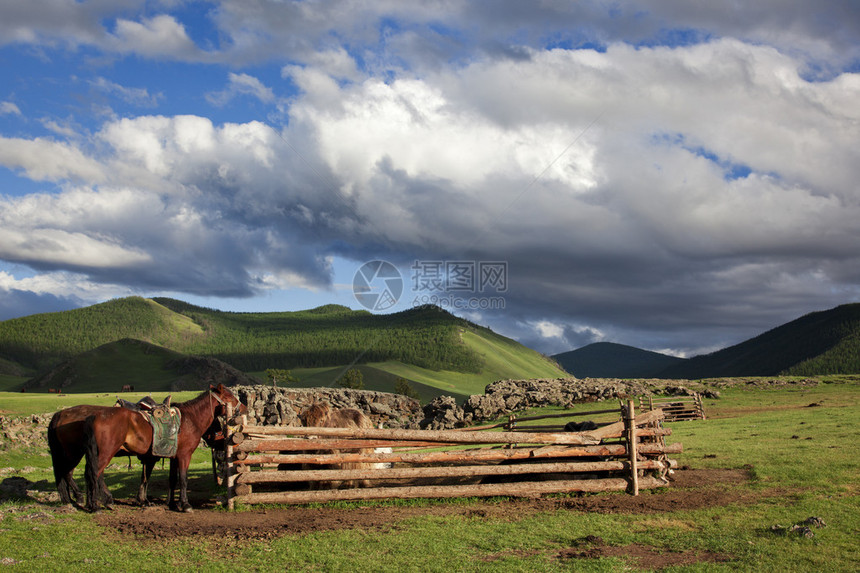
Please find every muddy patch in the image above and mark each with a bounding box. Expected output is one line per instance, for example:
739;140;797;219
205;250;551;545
558;535;733;570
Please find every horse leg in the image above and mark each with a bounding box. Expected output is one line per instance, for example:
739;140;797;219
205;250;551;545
83;418;122;513
167;458;178;511
136;457;157;506
100;474;114;508
48;425;76;505
175;457;193;513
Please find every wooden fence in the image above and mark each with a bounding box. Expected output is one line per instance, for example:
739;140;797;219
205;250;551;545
640;394;706;422
219;401;681;509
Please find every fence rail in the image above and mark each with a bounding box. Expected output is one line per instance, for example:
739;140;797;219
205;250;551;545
219;400;681;509
640;393;706;421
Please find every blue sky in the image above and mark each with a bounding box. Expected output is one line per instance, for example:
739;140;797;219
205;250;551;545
1;1;860;358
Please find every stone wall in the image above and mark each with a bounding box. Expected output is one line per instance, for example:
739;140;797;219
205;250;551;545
230;385;423;428
419;377;654;429
233;377;729;430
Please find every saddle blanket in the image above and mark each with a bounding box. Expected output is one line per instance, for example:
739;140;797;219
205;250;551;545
145;404;182;457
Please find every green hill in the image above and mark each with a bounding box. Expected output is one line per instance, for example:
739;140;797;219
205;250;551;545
552;342;684;378
0;297;204;372
0;297;567;397
658;303;860;379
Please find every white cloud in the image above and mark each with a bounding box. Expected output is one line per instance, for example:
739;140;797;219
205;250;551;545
109;14;200;59
0;102;21;116
39;118;78;138
0;226;151;268
0;136;105;183
206;72;276;107
0;269;135;303
534;320;565;339
91;77;162;107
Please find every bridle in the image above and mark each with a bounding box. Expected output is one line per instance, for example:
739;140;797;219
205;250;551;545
209;388;227;420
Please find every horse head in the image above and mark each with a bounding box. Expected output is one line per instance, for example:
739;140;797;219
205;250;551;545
300;401;331;426
209;383;247;417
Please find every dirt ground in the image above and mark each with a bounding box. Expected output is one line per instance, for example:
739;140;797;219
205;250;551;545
92;467;750;568
95;468;753;539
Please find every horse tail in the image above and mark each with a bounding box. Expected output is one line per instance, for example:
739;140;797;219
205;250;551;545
47;415;72;504
83;414;101;510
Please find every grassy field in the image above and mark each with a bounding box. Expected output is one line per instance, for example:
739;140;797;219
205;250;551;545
0;379;858;571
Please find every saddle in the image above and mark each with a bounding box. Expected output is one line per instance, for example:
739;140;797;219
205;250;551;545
115;395;159;412
115;395;182;457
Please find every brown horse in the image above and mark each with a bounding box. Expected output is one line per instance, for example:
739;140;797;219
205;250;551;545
83;384;244;512
49;400;227;508
48;405;117;506
300;402;374;489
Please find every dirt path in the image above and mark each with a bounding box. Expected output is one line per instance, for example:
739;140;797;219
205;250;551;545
95;467;753;541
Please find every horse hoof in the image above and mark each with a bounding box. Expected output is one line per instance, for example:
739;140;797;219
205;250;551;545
181;505;193;513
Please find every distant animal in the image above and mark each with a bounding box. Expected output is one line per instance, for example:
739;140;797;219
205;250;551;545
121;384;134;392
299;402;374;489
83;384;245;512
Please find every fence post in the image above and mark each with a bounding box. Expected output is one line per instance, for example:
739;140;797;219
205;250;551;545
225;403;235;510
625;400;639;496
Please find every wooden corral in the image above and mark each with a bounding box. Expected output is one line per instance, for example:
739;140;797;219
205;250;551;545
640;393;706;422
218;401;681;509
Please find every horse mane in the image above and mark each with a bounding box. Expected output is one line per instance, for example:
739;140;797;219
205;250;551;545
174;386;225;430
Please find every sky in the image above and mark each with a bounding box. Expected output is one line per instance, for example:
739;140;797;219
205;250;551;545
1;1;859;359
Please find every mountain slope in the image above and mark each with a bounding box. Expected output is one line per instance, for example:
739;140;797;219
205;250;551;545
552;342;684;378
0;297;205;371
1;297;567;395
658;303;860;379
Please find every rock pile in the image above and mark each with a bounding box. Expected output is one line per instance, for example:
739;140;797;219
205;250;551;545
0;414;52;453
420;377;653;429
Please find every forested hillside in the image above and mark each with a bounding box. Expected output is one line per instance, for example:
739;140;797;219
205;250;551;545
658;303;860;379
151;299;485;372
0;297;203;372
0;297;490;374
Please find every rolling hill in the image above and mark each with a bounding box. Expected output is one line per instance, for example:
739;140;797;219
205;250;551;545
552;342;684;378
0;297;567;397
552;303;860;379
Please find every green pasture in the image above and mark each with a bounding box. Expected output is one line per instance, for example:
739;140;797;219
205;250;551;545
0;379;858;572
0;391;201;417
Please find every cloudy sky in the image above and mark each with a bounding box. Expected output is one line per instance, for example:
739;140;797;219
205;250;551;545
1;1;859;358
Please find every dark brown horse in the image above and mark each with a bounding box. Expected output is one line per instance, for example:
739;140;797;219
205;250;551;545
48;405;116;506
83;384;243;512
300;402;374;489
